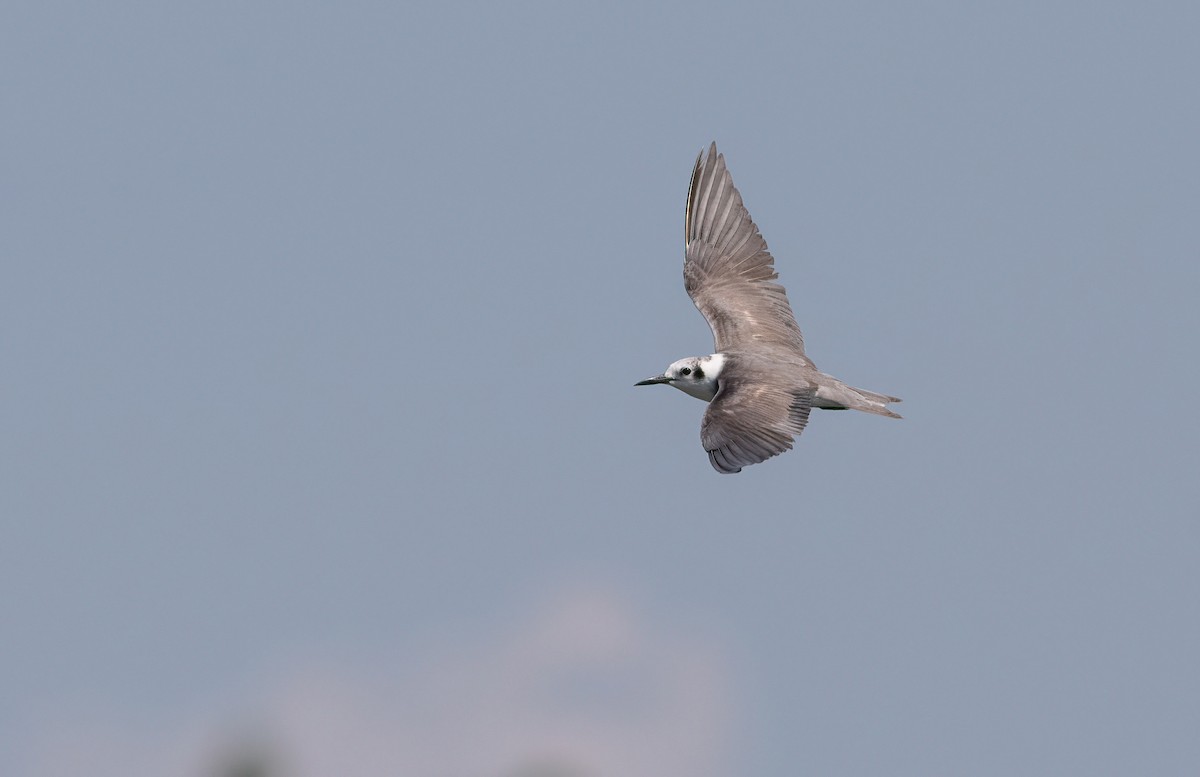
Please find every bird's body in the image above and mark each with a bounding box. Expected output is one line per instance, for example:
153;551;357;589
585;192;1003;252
636;143;901;473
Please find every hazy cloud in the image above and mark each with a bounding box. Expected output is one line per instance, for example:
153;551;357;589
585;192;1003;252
25;588;732;777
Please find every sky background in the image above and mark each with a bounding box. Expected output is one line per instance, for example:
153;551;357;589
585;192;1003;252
4;2;1200;775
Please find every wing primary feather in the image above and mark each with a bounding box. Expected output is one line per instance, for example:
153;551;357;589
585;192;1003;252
685;149;704;243
705;171;735;243
709;447;734;474
710;195;739;253
692;146;723;246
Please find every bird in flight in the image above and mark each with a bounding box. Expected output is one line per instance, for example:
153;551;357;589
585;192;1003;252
636;143;901;473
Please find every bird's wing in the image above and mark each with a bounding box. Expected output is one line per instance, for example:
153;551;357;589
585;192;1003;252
684;143;807;355
701;366;813;474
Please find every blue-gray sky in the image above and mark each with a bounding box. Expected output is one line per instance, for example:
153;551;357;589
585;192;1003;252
4;2;1200;775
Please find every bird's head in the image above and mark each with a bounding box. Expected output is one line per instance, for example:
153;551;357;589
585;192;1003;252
635;354;724;401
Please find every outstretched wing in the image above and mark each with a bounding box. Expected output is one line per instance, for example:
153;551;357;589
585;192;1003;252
684;143;807;355
701;366;813;474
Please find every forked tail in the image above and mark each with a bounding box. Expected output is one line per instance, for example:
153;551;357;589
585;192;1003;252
814;376;903;418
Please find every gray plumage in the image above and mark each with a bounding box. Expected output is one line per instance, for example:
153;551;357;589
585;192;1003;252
636;143;901;474
684;143;807;354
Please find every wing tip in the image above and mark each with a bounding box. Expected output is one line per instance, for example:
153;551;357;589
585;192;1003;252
707;446;742;474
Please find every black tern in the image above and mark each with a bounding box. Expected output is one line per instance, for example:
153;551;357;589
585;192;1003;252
637;143;901;474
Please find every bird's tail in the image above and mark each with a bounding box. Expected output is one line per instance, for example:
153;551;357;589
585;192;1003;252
814;375;903;419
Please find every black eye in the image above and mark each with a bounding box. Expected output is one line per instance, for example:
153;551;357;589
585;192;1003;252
680;367;692;375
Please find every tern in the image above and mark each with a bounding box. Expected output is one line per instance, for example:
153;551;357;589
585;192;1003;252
636;143;901;473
